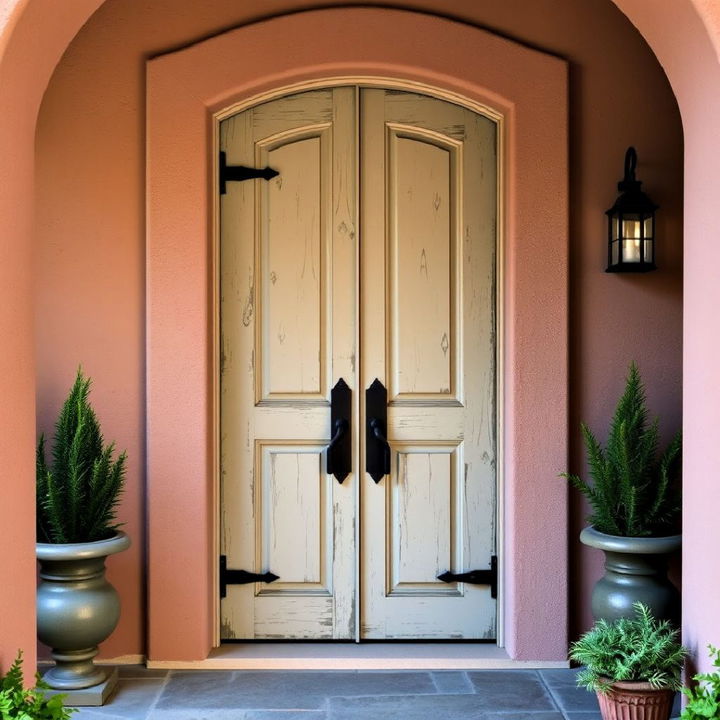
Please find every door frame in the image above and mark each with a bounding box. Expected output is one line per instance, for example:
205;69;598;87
146;7;568;662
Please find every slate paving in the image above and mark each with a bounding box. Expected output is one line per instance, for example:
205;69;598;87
64;667;681;720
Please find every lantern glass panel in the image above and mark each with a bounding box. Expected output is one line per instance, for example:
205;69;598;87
622;216;642;240
622;237;641;263
644;216;653;239
620;212;644;263
611;240;620;265
644;238;654;263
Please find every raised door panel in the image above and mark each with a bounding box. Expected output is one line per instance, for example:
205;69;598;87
257;127;330;401
388;127;461;403
387;444;461;596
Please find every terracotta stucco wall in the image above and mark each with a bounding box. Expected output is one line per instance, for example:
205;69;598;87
34;0;683;658
0;0;105;672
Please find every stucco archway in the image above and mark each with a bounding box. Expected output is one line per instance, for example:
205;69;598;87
0;0;717;670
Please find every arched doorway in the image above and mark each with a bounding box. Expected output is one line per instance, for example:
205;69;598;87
1;0;715;669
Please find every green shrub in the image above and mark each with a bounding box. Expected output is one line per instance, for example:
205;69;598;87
681;645;720;720
0;650;76;719
36;368;126;543
569;602;686;693
562;361;681;537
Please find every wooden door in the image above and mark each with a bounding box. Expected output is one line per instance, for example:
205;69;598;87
360;89;496;639
220;86;496;641
220;88;358;639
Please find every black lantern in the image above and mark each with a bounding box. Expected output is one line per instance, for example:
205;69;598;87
605;147;658;272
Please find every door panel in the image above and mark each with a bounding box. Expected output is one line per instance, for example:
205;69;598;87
256;443;331;590
387;443;460;595
258;126;330;401
388;126;459;400
221;86;496;641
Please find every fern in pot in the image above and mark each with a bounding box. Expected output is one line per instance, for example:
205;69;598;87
36;369;129;701
570;602;686;720
562;362;682;624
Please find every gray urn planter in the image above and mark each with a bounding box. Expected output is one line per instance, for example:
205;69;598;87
36;531;130;690
580;526;681;625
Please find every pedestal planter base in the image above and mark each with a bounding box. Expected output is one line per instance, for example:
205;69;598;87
596;682;674;720
41;667;119;707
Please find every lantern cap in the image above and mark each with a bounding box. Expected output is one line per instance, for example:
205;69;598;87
605;147;658;216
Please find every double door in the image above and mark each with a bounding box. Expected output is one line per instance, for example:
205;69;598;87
220;87;497;640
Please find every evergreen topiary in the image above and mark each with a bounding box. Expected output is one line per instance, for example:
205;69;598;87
36;368;126;543
562;361;681;537
570;602;686;694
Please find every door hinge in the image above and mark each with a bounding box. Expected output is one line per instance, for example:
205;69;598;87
219;555;279;598
219;151;279;194
437;555;498;598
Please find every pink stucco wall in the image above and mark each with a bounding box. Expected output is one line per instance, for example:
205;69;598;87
0;0;105;672
0;0;693;668
609;0;720;670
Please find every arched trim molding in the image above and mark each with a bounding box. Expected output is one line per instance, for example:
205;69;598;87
146;7;568;661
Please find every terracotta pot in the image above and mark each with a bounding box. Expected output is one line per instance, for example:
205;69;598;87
596;681;674;720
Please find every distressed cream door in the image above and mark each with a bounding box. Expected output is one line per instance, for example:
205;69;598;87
220;88;358;639
360;89;496;639
221;86;496;641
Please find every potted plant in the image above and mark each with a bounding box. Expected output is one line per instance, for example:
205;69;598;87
562;361;682;624
36;369;129;697
0;650;76;719
570;602;686;720
680;645;720;720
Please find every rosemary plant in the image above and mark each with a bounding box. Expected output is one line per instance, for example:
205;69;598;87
562;361;681;537
36;369;126;543
570;602;686;694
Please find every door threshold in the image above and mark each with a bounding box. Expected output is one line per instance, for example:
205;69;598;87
147;643;569;670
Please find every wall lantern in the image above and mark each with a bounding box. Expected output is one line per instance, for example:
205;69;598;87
605;146;658;273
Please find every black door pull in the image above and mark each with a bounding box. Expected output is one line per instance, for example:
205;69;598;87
366;379;390;482
327;378;351;482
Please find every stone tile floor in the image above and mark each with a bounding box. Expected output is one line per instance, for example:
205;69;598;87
67;667;682;720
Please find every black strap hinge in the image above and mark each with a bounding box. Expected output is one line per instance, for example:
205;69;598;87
437;556;498;598
219;151;279;194
220;555;279;598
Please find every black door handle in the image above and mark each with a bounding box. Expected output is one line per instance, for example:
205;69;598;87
326;378;351;482
327;418;348;454
366;379;390;483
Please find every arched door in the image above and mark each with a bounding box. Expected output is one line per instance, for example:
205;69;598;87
220;86;497;640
